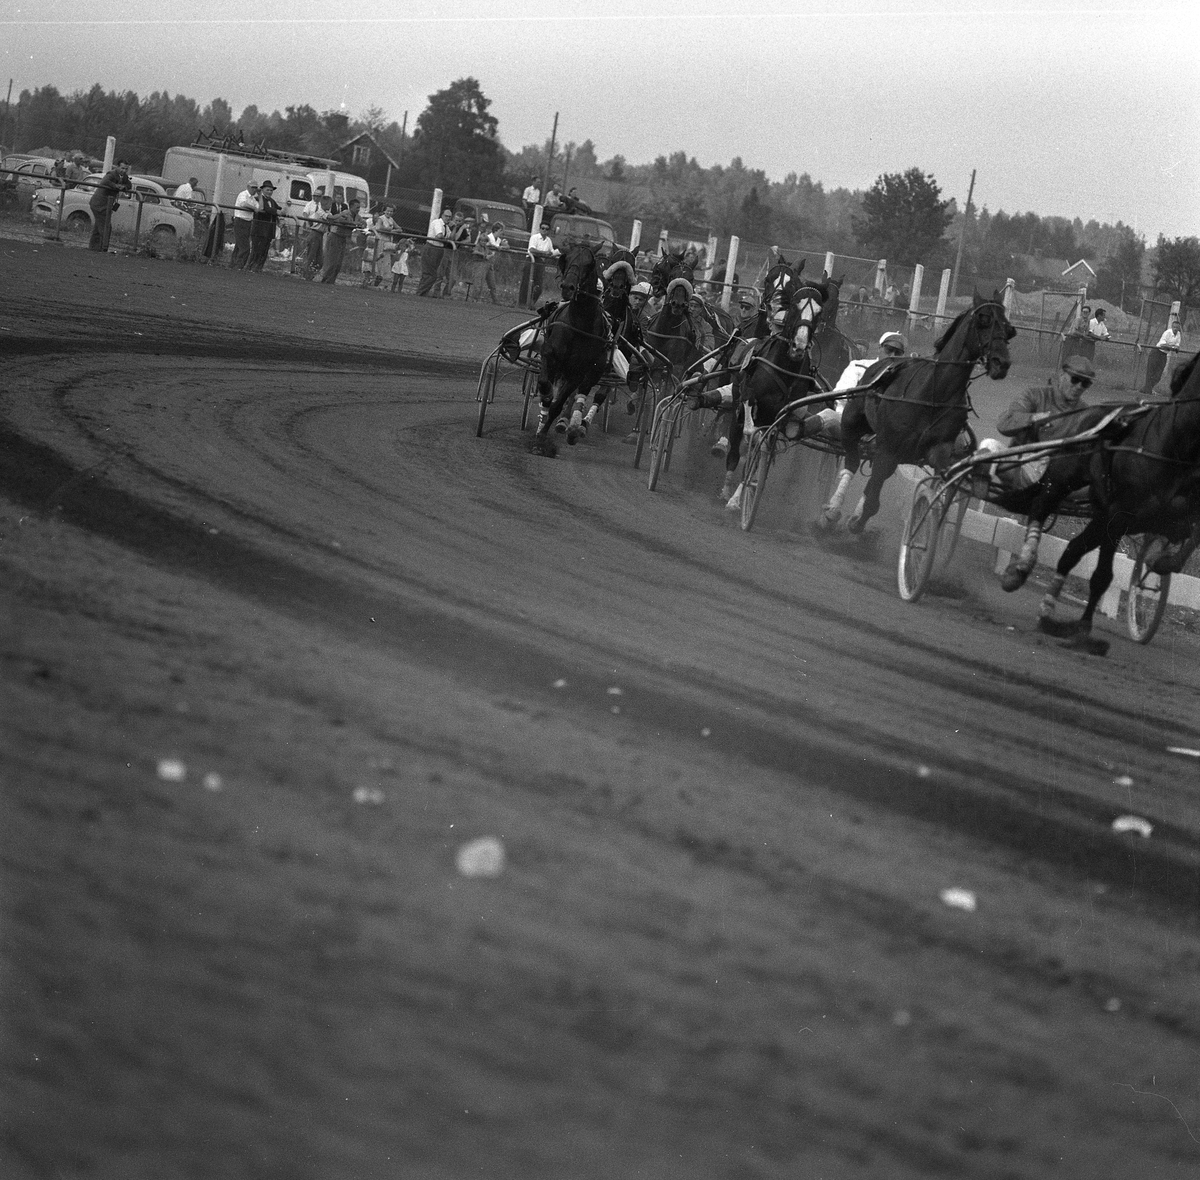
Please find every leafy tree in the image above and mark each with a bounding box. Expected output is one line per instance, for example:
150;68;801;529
1095;230;1145;311
1152;236;1200;305
852;168;953;266
400;77;505;198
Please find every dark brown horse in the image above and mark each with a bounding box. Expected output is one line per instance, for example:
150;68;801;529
531;242;611;455
834;291;1015;532
1029;350;1200;653
720;280;829;502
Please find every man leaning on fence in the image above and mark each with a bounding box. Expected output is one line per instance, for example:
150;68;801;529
416;207;451;297
88;160;131;253
1143;312;1182;396
229;182;259;270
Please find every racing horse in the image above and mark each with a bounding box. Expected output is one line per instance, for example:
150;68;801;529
644;250;701;376
719;279;829;503
531;242;612;455
1027;350;1200;653
828;291;1015;531
810;274;856;388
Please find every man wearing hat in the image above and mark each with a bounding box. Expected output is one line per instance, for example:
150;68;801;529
247;180;281;272
229;181;260;269
973;355;1097;496
87;158;132;252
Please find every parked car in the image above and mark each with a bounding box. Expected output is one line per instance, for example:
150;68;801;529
30;174;195;240
2;156;58;212
452;198;529;251
544;212;616;254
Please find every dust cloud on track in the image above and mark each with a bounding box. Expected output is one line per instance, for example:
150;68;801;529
3;240;1200;1179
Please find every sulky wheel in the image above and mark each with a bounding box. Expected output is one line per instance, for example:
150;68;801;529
1125;536;1170;644
739;434;774;532
897;482;946;602
647;397;678;491
475;353;500;437
520;364;538;431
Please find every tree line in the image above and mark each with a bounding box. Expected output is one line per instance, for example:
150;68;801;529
5;77;1198;310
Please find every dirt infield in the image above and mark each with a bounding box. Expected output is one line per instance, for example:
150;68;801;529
3;239;1200;1179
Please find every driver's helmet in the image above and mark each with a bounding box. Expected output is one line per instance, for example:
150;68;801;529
879;332;907;354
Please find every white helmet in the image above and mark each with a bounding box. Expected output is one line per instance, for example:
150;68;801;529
879;332;907;353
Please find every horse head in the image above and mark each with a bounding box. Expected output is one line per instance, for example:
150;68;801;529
935;290;1016;380
665;275;694;317
558;241;602;305
763;257;803;321
650;250;684;296
602;253;636;303
784;281;828;360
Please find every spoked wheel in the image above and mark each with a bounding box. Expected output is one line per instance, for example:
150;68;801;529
1126;536;1170;644
633;373;666;470
935;486;970;571
740;434;774;532
519;365;538;431
897;482;947;602
647;397;679;491
475;353;500;437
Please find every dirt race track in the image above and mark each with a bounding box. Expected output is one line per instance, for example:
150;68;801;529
3;239;1200;1180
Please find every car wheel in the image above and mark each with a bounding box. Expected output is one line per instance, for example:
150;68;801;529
151;223;176;239
66;210;92;232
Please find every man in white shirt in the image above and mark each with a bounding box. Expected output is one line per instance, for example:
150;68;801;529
470;220;508;303
1088;307;1110;341
1143;313;1183;395
299;188;328;277
522;178;541;228
526;222;559;307
229;183;259;270
416;207;451;296
173;176;198;209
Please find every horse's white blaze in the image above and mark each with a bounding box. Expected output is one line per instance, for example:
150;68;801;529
791;294;822;353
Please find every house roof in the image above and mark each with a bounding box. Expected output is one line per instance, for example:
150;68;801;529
336;131;400;170
1061;259;1097;279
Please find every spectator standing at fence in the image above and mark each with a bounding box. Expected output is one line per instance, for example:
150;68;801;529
365;205;398;287
522;177;541;229
173;176;198;207
1143;312;1182;395
526;221;559;308
87;159;132;252
434;211;471;298
319;198;361;284
229;182;259;270
416;206;452;297
247;180;280;272
470;220;508;303
1088;306;1110;341
391;239;414;293
544;186;562;216
300;189;328;277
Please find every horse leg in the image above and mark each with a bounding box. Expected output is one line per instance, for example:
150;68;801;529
1037;517;1105;637
1053;533;1116;656
722;404;750;504
818;463;855;530
532;373;570;456
846;451;898;534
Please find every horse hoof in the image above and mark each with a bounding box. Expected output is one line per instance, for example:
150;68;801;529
725;484;744;511
1060;631;1110;656
846;514;865;535
530;435;557;458
999;566;1030;593
622;432;638;445
553;418;568;434
1037;616;1079;638
710;436;729;457
816;508;841;531
567;429;580;445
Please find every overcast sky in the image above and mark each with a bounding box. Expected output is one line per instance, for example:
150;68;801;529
4;0;1198;239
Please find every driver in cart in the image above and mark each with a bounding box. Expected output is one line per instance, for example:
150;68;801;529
974;355;1096;492
781;331;909;445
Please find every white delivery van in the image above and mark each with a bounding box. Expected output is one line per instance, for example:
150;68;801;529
162;144;369;226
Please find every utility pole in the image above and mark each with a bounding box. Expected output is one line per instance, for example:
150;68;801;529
2;80;11;150
951;168;976;300
562;145;572;193
541;111;558;201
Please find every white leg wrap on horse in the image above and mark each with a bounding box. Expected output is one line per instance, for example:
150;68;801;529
826;467;853;513
1038;573;1066;618
536;409;549;433
1017;521;1043;571
584;404;598;424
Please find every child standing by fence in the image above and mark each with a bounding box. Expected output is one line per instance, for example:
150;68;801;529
391;239;414;293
